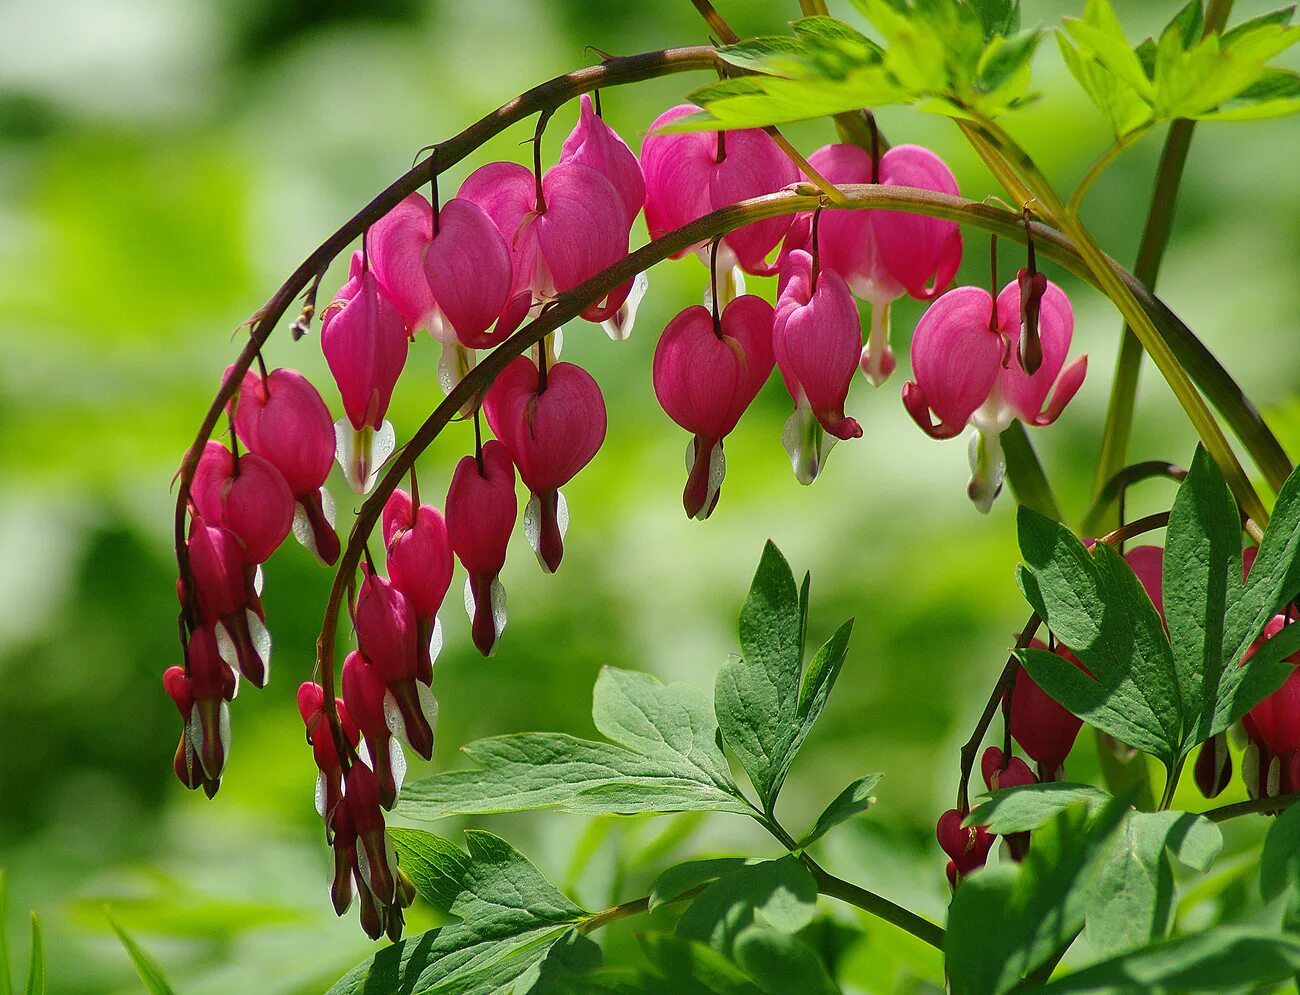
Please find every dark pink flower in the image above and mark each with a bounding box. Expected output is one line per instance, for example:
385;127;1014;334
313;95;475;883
297;681;360;828
341;651;405;810
164;625;237;794
903;279;1086;512
187;514;271;688
233;367;340;565
653;296;774;518
382;488;452;686
559;94;645;226
1011;642;1086;777
192;440;294;566
936;809;994;885
485;357;606;573
642;105;797;275
446;440;517;657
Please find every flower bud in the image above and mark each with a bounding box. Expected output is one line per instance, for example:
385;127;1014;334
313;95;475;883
321;251;410;493
936;809;994;884
980;746;1036;792
652;296;774;519
192;440;294;566
1010;647;1086;778
559;94;645;226
344;760;397;905
233;367;340;565
383;488;452;685
446;441;517;657
297;681;360;828
485;357;606;573
187;514;272;688
341;652;406;810
642;105;797;275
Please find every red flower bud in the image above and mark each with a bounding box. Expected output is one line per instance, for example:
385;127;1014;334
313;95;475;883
1010;644;1085;776
382;488;453;685
341;652;405;810
936;809;994;883
446;441;517;657
192;440;294;566
297;681;360;828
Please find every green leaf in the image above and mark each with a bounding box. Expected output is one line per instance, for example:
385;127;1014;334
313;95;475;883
1034;928;1300;991
732;926;841;995
106;914;177;995
716;543;852;813
1016;508;1182;769
650;860;751;912
676;857;818;958
328;831;588;995
798;774;883;847
967;783;1111;834
1261;802;1300;902
397;669;751;821
946;797;1127;995
1084;811;1221;958
20;917;40;995
1162;446;1242;752
1062;1;1155;99
971;0;1020;40
639;934;762;995
1057;31;1153;136
1193;67;1300;120
515;929;604;994
1160;0;1204;52
976;29;1041;97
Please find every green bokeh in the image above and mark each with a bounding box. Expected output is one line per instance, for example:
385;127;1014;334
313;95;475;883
0;1;1296;991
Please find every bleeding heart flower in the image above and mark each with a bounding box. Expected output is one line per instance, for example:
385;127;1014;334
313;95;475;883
653;295;774;519
191;440;294;566
936;809;994;886
779;143;962;385
297;681;360;828
164;625;237;794
902;278;1086;512
460;160;629;312
341;651;407;810
382;487;451;685
560;94;645;226
186;513;272;688
446;440;517;657
1011;642;1086;778
321;251;409;493
979;746;1037;860
485;357;606;573
343;759;397;906
353;565;436;761
773;248;863;484
642;105;798;275
233;367;340;565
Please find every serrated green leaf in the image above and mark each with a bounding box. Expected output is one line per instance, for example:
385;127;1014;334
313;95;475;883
20;917;40;995
798;774;882;847
1057;32;1154;135
397;668;752;821
106;914;177;995
971;0;1020;40
716;544;852;813
1161;1;1204;53
650;860;751;912
328;832;587;995
1163;446;1242;752
639;933;762;995
967;783;1111;834
733;926;840;995
676;857;818;958
1016;508;1182;769
1192;67;1300;119
1063;2;1154;99
1033;928;1300;991
1261;802;1300;901
976;29;1041;97
1084;811;1221;957
947;797;1127;995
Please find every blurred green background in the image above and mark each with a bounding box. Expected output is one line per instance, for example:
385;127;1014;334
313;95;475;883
1;1;1298;991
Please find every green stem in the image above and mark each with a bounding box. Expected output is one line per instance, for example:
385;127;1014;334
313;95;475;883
755;812;945;950
966;112;1270;527
1001;421;1063;522
1092;0;1240;518
1203;790;1300;822
1081;461;1187;536
578;884;707;934
1158;760;1185;811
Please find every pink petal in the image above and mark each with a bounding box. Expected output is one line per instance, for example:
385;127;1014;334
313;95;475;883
641;105;716;250
872;145;963;300
369;193;435;329
424;198;513;347
559;94;646;225
536;162;629;295
995;278;1076;423
909;286;1001;430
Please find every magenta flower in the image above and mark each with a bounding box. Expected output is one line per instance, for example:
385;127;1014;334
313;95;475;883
485;357;607;574
559;94;645;226
164;625;236;794
780;143;962;385
936;809;994;887
297;681;359;828
902;279;1086;512
321;250;409;493
642;105;797;276
187;513;272;688
341;651;406;810
446;440;517;658
191;440;294;566
368;192;515;349
653;295;774;519
773;248;863;484
353;565;437;761
233;367;340;565
460;160;629;309
343;759;397;907
382;487;452;685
